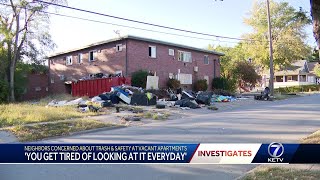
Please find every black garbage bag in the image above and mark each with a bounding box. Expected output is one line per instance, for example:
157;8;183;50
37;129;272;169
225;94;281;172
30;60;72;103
130;93;157;106
101;100;114;107
99;94;111;101
130;93;148;106
196;92;213;105
175;99;200;109
181;91;195;100
110;93;120;104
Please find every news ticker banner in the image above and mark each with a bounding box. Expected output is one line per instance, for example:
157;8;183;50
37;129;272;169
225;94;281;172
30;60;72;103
0;143;319;164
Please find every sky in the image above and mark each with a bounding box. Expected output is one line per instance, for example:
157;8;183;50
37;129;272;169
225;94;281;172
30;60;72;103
48;0;315;53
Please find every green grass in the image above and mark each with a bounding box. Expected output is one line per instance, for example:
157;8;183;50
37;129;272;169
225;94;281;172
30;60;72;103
6;119;115;142
242;166;320;180
144;111;170;120
273;93;300;100
0;103;106;128
301;130;320;144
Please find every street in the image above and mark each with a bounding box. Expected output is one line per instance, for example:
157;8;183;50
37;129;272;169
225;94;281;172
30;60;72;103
1;94;320;180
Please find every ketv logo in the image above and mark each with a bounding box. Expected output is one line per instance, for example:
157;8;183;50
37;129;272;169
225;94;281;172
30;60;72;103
267;142;284;163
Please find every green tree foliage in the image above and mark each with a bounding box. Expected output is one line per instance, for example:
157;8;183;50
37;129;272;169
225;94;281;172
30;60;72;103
314;64;320;77
211;44;247;78
242;0;311;69
193;79;208;91
0;79;9;103
0;0;66;102
233;61;261;86
212;77;236;92
167;79;180;89
131;70;148;88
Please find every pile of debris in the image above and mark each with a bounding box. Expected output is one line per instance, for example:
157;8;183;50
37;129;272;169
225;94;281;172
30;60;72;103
47;84;240;113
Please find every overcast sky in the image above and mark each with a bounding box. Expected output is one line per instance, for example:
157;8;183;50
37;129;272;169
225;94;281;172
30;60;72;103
48;0;314;53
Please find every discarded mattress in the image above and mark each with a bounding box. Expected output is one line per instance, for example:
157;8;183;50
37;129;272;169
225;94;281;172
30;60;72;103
117;92;131;104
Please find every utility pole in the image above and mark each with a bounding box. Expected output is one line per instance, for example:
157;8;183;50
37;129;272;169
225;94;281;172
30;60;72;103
266;0;274;96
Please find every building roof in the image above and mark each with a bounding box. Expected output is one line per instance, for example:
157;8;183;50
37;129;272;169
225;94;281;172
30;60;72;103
274;60;309;76
49;35;225;58
307;61;320;73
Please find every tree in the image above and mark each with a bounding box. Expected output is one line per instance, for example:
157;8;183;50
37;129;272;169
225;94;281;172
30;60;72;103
131;70;148;88
233;61;261;88
209;43;247;78
311;0;320;58
0;0;66;102
314;64;320;77
242;0;311;70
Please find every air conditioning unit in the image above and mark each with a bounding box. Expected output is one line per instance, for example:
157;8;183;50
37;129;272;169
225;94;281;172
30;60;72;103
194;66;198;72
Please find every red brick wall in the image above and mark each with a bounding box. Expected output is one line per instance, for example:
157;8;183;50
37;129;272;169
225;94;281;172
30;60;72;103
49;40;127;94
49;38;221;93
20;73;49;101
127;39;221;89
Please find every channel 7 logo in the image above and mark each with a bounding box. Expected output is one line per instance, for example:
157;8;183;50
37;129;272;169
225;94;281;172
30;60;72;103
267;142;284;163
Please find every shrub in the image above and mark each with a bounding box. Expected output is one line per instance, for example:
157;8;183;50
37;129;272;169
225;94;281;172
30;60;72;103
167;79;180;89
276;85;320;93
212;77;237;92
131;70;148;88
0;79;9;103
193;79;208;91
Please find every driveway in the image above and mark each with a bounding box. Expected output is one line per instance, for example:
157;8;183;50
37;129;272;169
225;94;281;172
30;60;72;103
1;94;320;180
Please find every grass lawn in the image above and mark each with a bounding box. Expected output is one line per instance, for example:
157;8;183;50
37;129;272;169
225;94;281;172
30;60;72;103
6;119;116;142
301;130;320;144
0;103;108;128
242;166;320;180
273;93;300;100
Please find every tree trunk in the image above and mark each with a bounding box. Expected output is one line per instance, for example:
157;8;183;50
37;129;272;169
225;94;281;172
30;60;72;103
311;0;320;58
9;12;20;102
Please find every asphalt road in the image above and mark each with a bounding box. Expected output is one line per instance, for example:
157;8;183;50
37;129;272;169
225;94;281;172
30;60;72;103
1;94;320;180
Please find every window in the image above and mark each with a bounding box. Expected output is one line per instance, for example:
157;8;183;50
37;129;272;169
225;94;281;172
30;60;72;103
78;54;82;64
204;55;209;65
89;51;97;62
178;51;192;63
59;75;65;81
66;56;72;65
50;76;54;84
203;55;209;64
169;49;174;56
116;44;123;52
149;46;157;58
287;76;293;81
115;70;123;76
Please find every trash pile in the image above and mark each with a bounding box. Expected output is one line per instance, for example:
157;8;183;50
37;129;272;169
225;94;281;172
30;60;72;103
78;72;123;81
212;95;236;103
47;84;240;113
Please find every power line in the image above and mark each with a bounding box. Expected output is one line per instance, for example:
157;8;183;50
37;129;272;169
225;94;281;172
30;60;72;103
32;0;267;43
0;2;241;44
46;11;240;44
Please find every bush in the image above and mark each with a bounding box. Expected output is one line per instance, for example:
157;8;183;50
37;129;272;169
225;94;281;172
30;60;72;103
167;79;180;89
193;79;208;91
0;79;9;103
131;70;148;88
212;77;236;92
276;85;320;93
